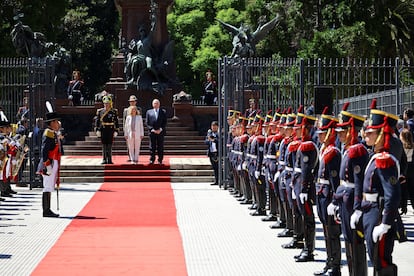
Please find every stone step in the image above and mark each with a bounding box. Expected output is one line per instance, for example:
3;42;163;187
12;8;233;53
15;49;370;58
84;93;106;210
60;175;214;183
88;130;201;136
63;149;207;155
83;135;204;141
74;140;205;146
64;144;206;150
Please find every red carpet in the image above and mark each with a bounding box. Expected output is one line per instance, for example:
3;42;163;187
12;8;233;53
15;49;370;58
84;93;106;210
32;159;188;275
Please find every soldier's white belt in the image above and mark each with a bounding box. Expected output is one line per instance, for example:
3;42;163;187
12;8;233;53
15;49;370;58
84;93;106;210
265;155;277;159
340;180;355;188
294;168;302;173
317;178;330;185
102;122;115;126
232;150;243;155
279;161;286;165
285;167;293;171
247;154;257;159
363;192;378;202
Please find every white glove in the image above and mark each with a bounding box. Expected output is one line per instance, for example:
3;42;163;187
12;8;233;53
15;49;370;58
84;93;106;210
299;193;308;204
372;223;391;243
350;210;363;229
237;164;242;170
46;165;52;175
114;132;118;137
273;171;281;183
254;171;260;179
96;131;101;138
242;162;247;170
327;202;338;216
292;189;296;199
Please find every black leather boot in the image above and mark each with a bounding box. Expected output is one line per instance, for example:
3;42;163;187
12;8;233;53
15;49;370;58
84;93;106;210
42;192;59;217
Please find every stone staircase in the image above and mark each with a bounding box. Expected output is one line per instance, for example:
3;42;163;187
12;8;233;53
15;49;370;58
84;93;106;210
60;119;214;183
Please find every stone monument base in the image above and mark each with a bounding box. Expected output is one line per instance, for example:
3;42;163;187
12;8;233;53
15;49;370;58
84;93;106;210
104;81;174;117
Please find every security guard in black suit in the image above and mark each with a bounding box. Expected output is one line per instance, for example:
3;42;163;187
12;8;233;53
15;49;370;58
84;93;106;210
328;102;368;276
314;107;342;275
361;99;404;276
95;96;119;164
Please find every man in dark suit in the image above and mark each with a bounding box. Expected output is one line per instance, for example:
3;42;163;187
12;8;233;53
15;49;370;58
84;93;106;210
145;98;167;164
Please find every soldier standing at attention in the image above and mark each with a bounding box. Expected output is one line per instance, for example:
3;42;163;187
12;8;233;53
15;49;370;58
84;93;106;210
328;102;368;276
314;107;342;275
291;106;318;262
361;99;404;276
95;96;119;164
40;103;61;217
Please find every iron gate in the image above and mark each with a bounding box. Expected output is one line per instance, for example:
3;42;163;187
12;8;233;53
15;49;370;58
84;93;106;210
217;56;414;186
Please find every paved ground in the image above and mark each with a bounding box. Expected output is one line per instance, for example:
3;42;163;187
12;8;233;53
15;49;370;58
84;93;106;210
1;156;413;276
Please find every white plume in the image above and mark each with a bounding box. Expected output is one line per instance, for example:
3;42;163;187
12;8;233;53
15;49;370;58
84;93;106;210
46;101;53;113
0;111;8;122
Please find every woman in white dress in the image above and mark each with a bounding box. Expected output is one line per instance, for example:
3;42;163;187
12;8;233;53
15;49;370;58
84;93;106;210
124;106;144;164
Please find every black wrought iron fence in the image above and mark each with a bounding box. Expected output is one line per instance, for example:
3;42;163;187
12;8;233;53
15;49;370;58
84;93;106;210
0;57;56;188
217;56;414;186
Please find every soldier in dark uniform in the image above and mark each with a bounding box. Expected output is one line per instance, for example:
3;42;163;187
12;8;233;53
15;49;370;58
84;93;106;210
238;116;254;205
95;96;119;164
277;108;296;238
269;109;288;229
262;109;283;222
249;114;267;216
226;110;240;191
328;102;368;276
290;106;318;262
40;105;61;217
314;107;342;275
361;99;404;276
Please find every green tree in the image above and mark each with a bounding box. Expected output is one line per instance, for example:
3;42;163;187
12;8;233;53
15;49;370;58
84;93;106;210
61;0;119;98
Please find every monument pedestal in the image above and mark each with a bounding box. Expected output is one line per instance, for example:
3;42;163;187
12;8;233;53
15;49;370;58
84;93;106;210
104;82;173;117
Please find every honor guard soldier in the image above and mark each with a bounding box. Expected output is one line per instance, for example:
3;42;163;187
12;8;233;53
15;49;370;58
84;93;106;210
269;109;288;229
95;96;119;164
314;107;342;275
361;99;405;276
239;115;254;205
250;114;267;216
40;102;61;217
278;108;297;238
230;117;245;198
328;102;368;276
226;110;240;191
290;106;318;262
0;111;18;197
262;109;283;222
245;112;260;209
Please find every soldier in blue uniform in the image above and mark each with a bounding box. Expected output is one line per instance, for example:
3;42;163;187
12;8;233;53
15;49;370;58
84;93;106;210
238;116;254;205
249;114;267;216
278;108;297;239
328;102;368;276
361;99;404;276
262;109;284;222
290;106;318;262
314;107;342;275
95;96;119;164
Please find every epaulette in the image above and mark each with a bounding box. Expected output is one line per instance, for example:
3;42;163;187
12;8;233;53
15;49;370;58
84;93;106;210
240;134;249;143
299;141;316;152
323;145;339;163
375;152;396;169
266;135;274;144
256;135;266;144
274;134;284;142
43;128;55;139
288;141;300;152
348;143;368;159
